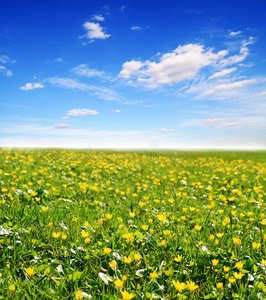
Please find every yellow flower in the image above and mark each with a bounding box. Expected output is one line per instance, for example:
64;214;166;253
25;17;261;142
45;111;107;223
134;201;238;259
261;219;266;225
85;237;91;244
212;259;219;267
106;258;116;268
122;275;127;281
123;256;133;264
223;266;230;272
84;221;89;227
114;280;124;288
186;281;199;291
129;212;135;218
252;242;261;249
216;282;223;290
157;214;167;222
81;231;89;238
233;272;245;279
134;254;141;261
172;280;186;292
26;267;36;276
61;234;68;240
163;230;171;236
75;290;83;299
104;247;112;254
106;213;113;220
142;225;149;230
229;278;236;283
209;235;215;241
194;225;202;231
260;259;266;266
52;232;61;238
174;255;183;263
41;206;48;212
121;290;135;300
232;237;241;245
235;262;244;270
216;233;224;238
150;271;159;279
161;240;167;246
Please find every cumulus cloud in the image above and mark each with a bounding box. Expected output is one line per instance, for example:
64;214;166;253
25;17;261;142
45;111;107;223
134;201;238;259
120;44;228;87
20;82;44;90
209;67;237;79
67;108;99;116
81;22;110;41
202;79;256;95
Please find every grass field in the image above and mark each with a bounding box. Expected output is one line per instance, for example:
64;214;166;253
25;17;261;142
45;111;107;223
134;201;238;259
0;149;266;299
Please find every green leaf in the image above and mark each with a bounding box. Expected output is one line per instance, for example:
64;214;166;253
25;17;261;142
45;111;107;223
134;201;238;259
197;256;210;268
44;267;51;275
248;295;258;300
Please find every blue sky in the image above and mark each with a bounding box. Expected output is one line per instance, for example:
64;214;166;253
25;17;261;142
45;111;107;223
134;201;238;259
1;0;266;149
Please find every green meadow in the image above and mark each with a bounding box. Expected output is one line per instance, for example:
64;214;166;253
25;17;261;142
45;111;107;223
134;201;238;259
0;149;266;299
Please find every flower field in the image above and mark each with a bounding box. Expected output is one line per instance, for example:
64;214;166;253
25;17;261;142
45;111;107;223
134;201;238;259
0;149;266;299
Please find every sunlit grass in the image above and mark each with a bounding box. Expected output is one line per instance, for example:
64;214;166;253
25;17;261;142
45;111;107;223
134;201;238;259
0;149;266;299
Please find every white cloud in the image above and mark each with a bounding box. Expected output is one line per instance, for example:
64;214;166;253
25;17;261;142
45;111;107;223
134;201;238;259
201;118;229;126
0;55;16;64
219;37;255;67
92;14;104;21
252;91;266;98
54;57;65;63
72;64;106;78
119;60;144;79
131;26;142;31
0;65;13;77
120;44;228;87
217;123;238;129
230;31;242;36
52;123;72;129
156;128;174;132
81;22;110;40
67;108;99;116
209;67;237;79
47;77;122;102
20;82;44;90
203;79;256;95
61;116;70;119
114;110;121;113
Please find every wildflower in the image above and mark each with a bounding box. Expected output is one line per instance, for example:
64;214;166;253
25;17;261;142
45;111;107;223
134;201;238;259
260;259;266;266
157;214;167;222
142;225;149;230
85;237;90;244
75;290;83;299
217;282;223;290
122;275;127;281
235;262;244;270
150;271;159;279
186;281;199;291
223;266;230;272
41;206;48;212
233;272;245;279
121;290;135;300
134;254;141;261
216;233;224;238
163;230;171;236
194;225;202;231
174;255;183;263
106;213;113;220
61;234;68;240
48;222;53;227
26;267;36;276
209;235;215;241
252;242;261;249
84;221;89;227
232;237;241;245
212;259;219;267
129;212;135;218
81;231;89;238
123;256;133;264
229;278;236;283
172;280;186;292
261;220;266;225
109;260;117;269
161;240;167;246
148;218;153;223
52;232;61;238
104;247;112;254
114;280;124;288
